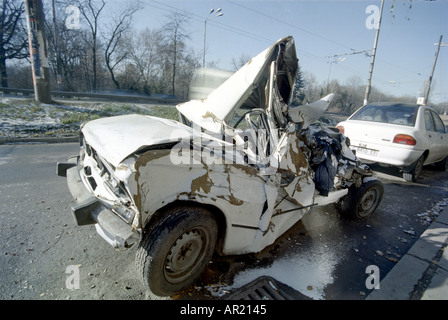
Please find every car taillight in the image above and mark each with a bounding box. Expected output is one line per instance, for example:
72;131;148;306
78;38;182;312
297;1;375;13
336;126;345;135
393;134;416;146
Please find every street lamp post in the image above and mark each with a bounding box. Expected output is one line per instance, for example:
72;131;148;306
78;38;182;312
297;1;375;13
203;8;223;68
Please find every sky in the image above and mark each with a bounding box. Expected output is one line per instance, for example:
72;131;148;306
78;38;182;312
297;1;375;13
131;0;447;103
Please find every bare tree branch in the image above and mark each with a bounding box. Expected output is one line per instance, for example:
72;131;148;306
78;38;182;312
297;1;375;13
103;0;141;89
0;0;28;87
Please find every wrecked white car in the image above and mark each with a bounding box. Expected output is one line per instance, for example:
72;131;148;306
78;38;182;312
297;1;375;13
57;36;383;298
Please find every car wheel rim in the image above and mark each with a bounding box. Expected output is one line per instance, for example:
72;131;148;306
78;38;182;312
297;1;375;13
164;228;209;284
359;188;378;217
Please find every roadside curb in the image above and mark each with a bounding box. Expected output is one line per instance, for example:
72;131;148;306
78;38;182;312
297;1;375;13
0;136;79;145
366;206;448;300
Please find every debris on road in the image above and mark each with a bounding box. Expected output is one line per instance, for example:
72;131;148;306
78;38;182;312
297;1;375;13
417;197;448;224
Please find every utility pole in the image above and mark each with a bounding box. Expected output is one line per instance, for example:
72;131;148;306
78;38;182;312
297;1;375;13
363;0;385;106
24;0;52;103
423;35;443;105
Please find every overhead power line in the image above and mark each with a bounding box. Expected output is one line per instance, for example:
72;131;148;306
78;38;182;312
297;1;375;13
144;0;348;69
225;0;358;52
325;50;372;59
225;0;424;79
146;0;273;44
141;0;397;83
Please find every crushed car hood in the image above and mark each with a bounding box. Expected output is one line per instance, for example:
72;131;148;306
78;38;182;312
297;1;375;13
177;36;298;133
81;114;193;167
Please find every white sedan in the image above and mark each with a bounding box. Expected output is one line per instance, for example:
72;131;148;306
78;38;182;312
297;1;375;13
337;102;448;182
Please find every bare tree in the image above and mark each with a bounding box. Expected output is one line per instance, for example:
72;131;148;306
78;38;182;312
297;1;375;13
302;71;320;104
0;0;28;87
14;2;199;97
45;1;89;91
162;13;191;96
175;48;201;98
343;75;364;113
125;27;165;93
231;53;251;71
103;0;140;89
73;0;106;91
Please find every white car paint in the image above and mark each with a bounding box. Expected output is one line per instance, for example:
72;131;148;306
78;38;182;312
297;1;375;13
289;93;335;128
337;103;448;171
177;36;298;135
58;36;386;297
81;114;194;167
60;36;380;256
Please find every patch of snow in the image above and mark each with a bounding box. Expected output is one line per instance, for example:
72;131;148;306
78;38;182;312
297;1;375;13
228;245;340;300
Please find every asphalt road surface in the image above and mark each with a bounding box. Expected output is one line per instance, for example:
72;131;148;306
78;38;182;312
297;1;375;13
0;143;447;300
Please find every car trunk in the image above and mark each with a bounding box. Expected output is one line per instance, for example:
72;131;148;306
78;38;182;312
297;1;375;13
344;120;416;148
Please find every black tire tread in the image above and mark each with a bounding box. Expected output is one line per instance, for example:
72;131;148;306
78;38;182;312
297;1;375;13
135;206;217;299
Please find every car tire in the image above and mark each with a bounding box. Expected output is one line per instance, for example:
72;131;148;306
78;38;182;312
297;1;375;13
337;178;384;220
403;155;424;182
135;206;218;299
435;156;448;171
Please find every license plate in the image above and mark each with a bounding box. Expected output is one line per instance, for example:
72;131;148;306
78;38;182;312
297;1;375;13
354;146;378;157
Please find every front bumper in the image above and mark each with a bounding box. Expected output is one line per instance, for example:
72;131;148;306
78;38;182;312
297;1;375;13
57;156;140;248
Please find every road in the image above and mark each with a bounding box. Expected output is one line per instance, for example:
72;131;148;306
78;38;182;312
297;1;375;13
0;143;447;300
0;143;144;300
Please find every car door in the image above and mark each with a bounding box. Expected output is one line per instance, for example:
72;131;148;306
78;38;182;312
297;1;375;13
430;110;448;161
424;109;445;163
